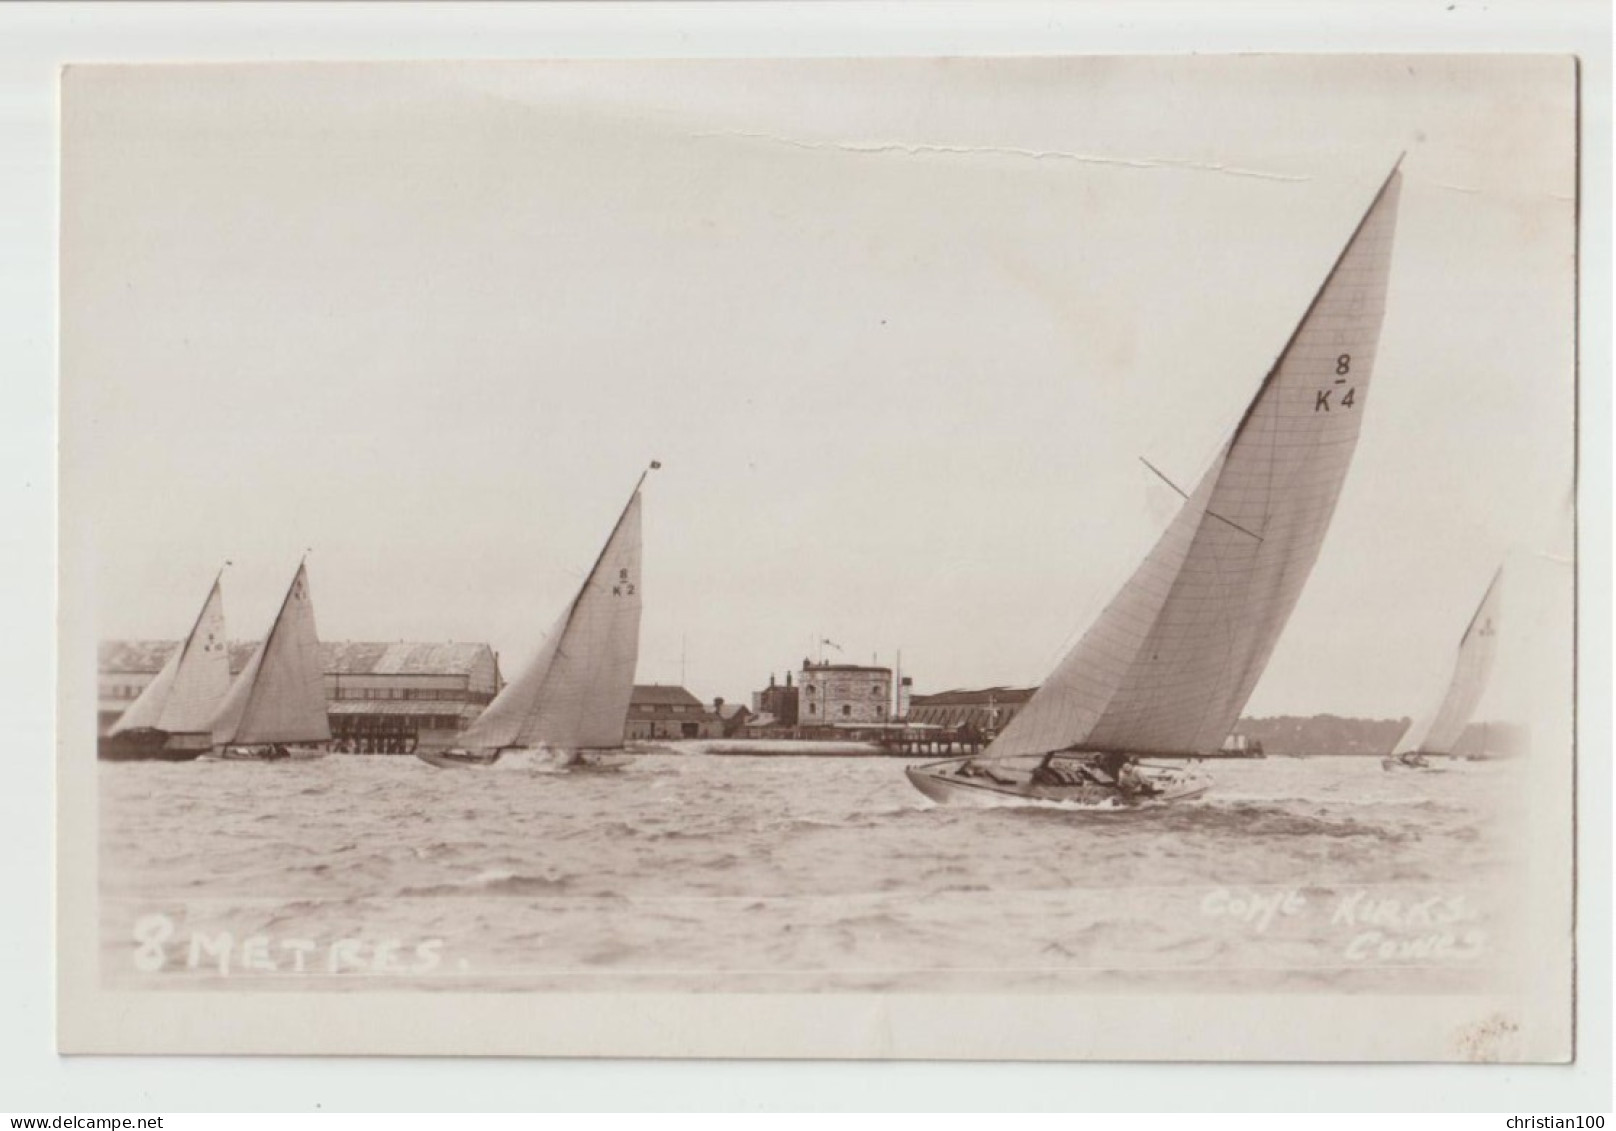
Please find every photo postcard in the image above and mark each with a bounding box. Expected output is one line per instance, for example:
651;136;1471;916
57;54;1579;1061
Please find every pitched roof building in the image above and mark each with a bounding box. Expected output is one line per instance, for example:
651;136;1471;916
624;684;724;740
905;686;1037;732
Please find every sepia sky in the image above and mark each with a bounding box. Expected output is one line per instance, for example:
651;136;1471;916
62;55;1576;718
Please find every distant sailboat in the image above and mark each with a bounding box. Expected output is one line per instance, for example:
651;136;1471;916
906;161;1403;807
204;561;331;762
418;463;654;770
1384;566;1502;771
100;572;232;762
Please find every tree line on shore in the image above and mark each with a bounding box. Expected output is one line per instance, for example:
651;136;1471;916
1234;715;1413;757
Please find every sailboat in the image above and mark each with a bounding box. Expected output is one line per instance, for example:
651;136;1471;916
906;161;1404;808
1384;566;1501;771
417;462;654;770
99;572;233;762
203;560;331;762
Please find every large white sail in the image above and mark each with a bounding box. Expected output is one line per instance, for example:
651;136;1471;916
110;575;231;736
1399;567;1503;755
458;487;643;752
988;166;1402;760
210;562;331;746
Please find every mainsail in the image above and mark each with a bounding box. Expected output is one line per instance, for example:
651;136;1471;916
210;561;331;746
987;165;1402;760
1398;567;1503;756
110;574;232;736
457;484;644;752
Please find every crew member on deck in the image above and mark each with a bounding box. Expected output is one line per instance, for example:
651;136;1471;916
1116;758;1150;798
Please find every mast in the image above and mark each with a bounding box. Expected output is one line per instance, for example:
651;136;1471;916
153;567;232;734
1400;565;1504;756
549;461;660;656
209;558;329;746
168;567;225;681
111;568;231;737
457;461;658;751
986;159;1404;760
894;649;902;721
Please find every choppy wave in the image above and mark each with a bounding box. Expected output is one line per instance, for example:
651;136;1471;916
99;753;1522;993
400;869;576;898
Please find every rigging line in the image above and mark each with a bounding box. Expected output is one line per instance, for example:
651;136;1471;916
1137;457;1265;543
1457;565;1504;645
224;560;307;743
170;570;226;681
1227;154;1403;450
1263;358;1280;536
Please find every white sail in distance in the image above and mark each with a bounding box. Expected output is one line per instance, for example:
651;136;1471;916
458;484;644;753
210;561;331;746
988;164;1403;759
110;574;232;736
1400;567;1504;756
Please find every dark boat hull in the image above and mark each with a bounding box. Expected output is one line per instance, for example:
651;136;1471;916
98;740;204;763
97;730;208;762
415;748;627;771
416;749;503;769
905;754;1212;808
201;744;328;763
1381;755;1442;772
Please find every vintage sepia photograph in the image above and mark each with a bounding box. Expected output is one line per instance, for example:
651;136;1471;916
56;53;1578;1061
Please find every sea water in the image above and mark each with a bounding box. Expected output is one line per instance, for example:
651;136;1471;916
99;753;1525;993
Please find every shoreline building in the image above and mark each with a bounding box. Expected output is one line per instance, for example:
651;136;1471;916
324;642;501;752
905;686;1037;735
798;660;892;726
99;640;501;753
624;684;725;741
750;672;800;728
712;698;753;737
